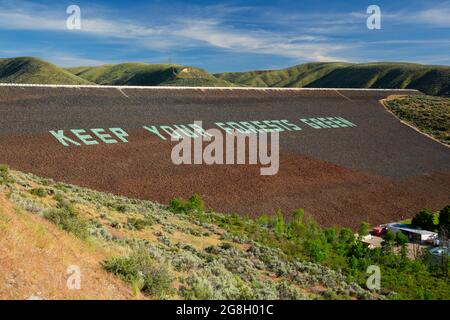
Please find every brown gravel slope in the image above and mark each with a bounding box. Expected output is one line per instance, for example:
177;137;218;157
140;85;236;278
0;86;449;228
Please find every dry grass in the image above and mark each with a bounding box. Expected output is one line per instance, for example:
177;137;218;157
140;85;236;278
383;95;450;145
0;194;133;300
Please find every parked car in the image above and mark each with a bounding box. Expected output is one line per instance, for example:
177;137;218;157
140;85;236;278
429;247;449;257
371;226;386;236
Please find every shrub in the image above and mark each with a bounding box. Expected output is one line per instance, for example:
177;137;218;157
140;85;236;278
126;217;153;230
169;194;205;213
251;280;279;300
157;234;171;246
322;290;339;300
181;261;253;300
103;251;173;297
0;164;12;185
115;204;128;213
412;209;436;231
43;199;90;239
189;194;205;212
30;188;47;197
54;193;64;202
276;281;305;300
169;197;185;213
256;214;272;228
171;251;202;272
220;242;233;250
89;221;113;241
10;195;45;214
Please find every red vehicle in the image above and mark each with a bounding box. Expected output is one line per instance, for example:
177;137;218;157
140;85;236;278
371;226;386;236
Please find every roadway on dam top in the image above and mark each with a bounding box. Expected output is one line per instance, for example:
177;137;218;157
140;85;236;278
0;85;449;227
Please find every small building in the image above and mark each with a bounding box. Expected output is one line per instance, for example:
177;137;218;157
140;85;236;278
383;223;437;244
360;234;384;249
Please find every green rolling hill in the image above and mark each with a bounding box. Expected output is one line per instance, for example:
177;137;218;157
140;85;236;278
0;57;92;85
0;57;448;95
215;62;450;96
216;62;349;88
67;63;234;87
0;57;233;87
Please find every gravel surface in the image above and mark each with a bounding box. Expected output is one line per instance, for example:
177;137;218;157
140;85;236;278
0;86;448;227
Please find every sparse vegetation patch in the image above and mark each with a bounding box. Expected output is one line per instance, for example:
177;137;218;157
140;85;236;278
384;95;450;144
103;251;173;298
1;169;448;300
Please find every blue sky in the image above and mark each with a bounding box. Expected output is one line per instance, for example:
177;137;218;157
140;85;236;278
0;0;449;72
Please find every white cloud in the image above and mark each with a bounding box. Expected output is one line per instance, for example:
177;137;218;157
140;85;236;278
2;1;447;66
46;53;111;67
0;10;64;30
0;1;351;62
354;3;450;28
81;18;160;38
174;20;349;61
415;6;450;28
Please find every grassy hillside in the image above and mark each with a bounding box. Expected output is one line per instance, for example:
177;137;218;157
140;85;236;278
0;165;448;300
0;57;91;85
0;167;371;300
67;63;234;87
383;95;450;145
216;62;450;96
0;57;448;93
217;62;350;88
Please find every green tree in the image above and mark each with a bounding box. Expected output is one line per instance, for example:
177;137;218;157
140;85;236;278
275;210;285;235
188;194;205;212
339;228;355;244
384;230;395;242
349;241;368;259
438;205;450;236
292;208;304;225
411;209;436;231
382;230;395;253
395;231;409;246
288;209;305;237
358;222;370;239
304;238;328;262
324;227;338;244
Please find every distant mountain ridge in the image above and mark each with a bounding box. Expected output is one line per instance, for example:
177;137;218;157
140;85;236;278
0;57;449;95
215;62;450;96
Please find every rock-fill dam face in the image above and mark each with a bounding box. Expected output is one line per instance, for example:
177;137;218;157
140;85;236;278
0;84;449;228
